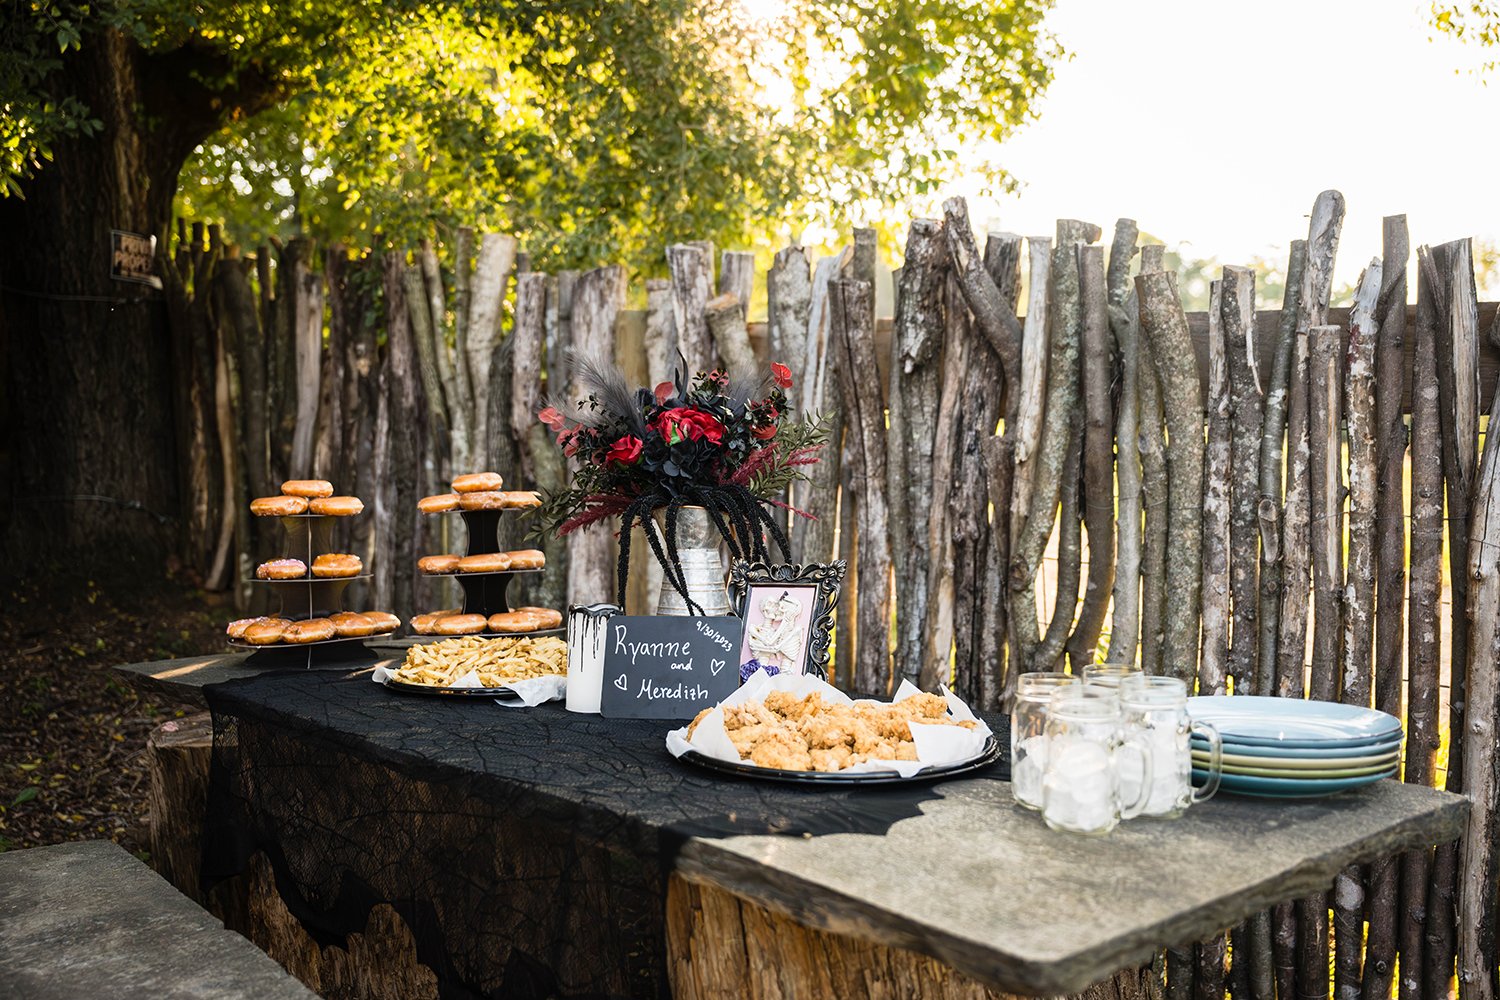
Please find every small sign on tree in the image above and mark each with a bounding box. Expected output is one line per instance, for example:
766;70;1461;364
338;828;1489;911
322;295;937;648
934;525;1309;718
110;229;162;289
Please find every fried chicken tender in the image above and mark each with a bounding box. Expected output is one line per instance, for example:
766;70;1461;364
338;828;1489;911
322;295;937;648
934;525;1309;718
809;747;855;772
764;690;825;721
898;692;951;719
747;729;813;771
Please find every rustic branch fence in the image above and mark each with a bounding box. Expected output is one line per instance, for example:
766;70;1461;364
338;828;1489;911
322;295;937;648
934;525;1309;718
160;192;1500;999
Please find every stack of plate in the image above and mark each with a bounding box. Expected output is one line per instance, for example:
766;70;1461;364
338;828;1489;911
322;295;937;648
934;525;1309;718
1186;696;1402;799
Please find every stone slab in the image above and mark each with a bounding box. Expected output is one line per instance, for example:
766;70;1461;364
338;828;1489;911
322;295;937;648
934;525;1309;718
0;840;316;999
675;777;1467;996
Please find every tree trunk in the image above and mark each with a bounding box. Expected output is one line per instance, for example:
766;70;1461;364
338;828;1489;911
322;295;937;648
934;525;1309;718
509;273;548;481
667;244;716;377
1401;247;1444;1000
1105;220;1140;666
888;219;949;685
467;232;518;455
1067;244;1115;671
1138;245;1170;676
1202;279;1231;695
1343;262;1383;709
792;251;848;564
1307;323;1344;705
767;248;812;395
567;265;626;608
1276;328;1312;700
831;278;891;695
704;293;758;376
1373;216;1410;725
1220;265;1259;693
718;251;756;313
382;252;427;620
1457;379;1500;1000
1136;269;1203;684
1256;240;1308;695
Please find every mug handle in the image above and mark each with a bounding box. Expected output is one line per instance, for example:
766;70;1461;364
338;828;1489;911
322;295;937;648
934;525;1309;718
1191;721;1223;802
1117;734;1155;820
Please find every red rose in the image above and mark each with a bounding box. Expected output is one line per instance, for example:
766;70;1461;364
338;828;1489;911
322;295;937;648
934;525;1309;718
771;362;793;389
653;407;725;446
605;435;643;466
538;406;565;431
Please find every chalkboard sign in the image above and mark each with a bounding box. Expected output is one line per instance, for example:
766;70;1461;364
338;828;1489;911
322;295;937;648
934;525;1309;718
599;615;743;720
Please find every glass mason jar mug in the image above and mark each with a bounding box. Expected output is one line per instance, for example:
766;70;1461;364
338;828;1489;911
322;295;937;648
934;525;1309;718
1010;673;1082;811
1117;675;1223;818
1041;690;1154;835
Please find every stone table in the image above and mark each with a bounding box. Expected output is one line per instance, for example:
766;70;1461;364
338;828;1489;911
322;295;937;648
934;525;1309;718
116;653;1468;999
0;840;317;1000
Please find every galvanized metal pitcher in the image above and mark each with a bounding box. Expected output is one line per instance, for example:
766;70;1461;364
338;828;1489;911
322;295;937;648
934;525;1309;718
653;505;732;616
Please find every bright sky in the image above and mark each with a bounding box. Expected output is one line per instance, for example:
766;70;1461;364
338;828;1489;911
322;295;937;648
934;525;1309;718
948;0;1500;299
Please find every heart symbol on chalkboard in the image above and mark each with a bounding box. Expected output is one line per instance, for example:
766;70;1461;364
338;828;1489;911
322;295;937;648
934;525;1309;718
613;674;628;691
710;659;726;676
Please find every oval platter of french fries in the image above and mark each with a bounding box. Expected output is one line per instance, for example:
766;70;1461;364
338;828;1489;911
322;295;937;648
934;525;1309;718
372;635;568;704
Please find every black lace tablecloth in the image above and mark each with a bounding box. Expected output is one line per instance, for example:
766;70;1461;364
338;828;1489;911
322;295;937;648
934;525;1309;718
201;667;1010;999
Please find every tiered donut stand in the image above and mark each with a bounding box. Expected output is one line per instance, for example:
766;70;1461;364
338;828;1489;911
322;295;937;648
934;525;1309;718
413;484;561;639
229;496;396;664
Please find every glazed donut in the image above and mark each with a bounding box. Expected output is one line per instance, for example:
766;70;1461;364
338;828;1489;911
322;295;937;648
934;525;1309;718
363;611;401;633
487;611;547;633
328;611;378;638
505;549;546;570
309;496;364;516
452;472;504;493
257;558;307;580
457;552;511;574
501;491;542;509
434;613;488;635
514;607;563;629
457;490;507;511
418;493;461;514
244;619;292;645
311;553;363;578
417;554;461;575
284;618;337;643
409;609;460;635
281;479;334;498
251;496;309;517
226;617;266;639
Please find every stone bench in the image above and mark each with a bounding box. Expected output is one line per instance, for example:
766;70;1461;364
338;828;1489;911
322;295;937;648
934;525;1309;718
0;840;316;1000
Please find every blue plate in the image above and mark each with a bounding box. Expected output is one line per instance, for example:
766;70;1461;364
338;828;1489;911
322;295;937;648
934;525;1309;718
1192;766;1398;798
1187;696;1402;748
1190;735;1403;760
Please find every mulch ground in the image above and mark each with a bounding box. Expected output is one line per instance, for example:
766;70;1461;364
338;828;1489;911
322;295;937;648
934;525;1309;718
0;575;224;857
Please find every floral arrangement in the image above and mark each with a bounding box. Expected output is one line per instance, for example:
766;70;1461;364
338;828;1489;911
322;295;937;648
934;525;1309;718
536;360;824;612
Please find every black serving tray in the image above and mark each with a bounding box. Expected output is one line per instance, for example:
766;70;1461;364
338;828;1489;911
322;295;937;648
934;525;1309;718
674;735;1002;786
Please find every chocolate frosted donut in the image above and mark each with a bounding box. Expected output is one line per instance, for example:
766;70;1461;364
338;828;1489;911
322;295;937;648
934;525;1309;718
256;558;307;580
281;479;334;498
452;472;504;493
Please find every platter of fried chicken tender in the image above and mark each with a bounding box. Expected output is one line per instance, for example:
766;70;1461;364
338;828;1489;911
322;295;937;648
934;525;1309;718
667;671;999;784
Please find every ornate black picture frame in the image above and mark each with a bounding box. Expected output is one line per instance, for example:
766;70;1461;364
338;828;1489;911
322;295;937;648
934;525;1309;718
727;560;846;680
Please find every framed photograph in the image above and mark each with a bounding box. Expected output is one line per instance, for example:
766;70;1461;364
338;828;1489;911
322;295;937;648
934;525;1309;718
727;560;845;681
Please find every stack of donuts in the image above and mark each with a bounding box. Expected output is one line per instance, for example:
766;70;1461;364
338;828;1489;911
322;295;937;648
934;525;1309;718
231;479;401;646
409;470;561;637
227;611;401;645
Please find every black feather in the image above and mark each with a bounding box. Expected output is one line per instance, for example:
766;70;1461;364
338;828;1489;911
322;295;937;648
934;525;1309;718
544;350;648;437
